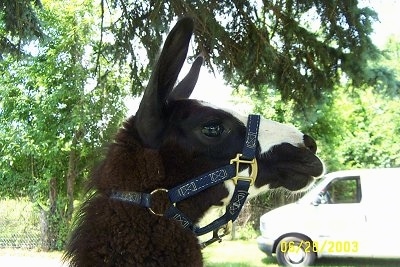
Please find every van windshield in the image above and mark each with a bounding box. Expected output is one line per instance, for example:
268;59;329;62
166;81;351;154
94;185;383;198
297;178;329;204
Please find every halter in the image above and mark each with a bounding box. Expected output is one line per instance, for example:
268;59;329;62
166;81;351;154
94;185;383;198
110;114;260;248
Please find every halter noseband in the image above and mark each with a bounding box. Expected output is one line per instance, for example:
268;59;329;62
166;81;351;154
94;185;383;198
110;114;260;248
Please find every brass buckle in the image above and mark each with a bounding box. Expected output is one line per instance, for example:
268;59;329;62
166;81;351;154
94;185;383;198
230;154;258;185
148;188;175;216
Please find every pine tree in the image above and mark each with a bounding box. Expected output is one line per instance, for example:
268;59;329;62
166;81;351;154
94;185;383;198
103;0;381;108
0;0;386;108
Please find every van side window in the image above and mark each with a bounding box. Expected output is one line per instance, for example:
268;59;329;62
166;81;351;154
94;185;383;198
321;176;362;204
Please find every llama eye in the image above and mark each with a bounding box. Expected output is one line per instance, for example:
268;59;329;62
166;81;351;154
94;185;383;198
201;122;225;137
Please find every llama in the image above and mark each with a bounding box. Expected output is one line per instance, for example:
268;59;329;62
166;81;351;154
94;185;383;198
64;17;324;266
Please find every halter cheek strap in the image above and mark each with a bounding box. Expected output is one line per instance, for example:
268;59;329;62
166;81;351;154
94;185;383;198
110;115;261;247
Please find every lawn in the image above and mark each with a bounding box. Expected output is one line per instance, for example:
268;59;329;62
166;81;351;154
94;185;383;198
203;239;400;267
203;239;276;267
0;241;273;267
1;240;400;266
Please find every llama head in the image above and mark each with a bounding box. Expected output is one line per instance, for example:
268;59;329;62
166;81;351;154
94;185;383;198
133;18;324;223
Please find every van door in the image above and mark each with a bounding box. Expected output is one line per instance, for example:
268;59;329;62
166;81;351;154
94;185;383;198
361;173;400;257
312;176;369;257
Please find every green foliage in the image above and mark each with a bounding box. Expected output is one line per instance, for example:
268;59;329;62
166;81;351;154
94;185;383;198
333;87;400;169
234;223;260;241
0;0;129;249
296;84;400;172
0;0;44;57
106;0;380;109
248;38;400;173
1;0;383;109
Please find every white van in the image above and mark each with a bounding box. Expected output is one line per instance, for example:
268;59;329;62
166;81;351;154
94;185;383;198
257;168;400;266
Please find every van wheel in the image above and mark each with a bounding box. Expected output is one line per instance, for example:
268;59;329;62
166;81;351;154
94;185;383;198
276;236;316;266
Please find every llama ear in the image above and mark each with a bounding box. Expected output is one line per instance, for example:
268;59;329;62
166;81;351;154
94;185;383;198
135;17;194;148
169;55;203;101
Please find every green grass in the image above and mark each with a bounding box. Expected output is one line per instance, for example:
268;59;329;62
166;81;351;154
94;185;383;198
203;239;277;267
1;239;400;266
203;239;400;267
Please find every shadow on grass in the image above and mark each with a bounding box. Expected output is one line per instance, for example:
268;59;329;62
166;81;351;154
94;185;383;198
261;255;400;267
314;257;400;267
203;240;400;267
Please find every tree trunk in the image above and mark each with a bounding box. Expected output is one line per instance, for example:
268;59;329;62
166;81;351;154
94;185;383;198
39;177;58;251
66;129;82;223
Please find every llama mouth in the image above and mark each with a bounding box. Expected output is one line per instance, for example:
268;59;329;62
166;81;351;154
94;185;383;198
256;143;324;191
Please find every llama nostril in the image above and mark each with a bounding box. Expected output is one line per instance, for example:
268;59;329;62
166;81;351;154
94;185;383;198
303;134;317;154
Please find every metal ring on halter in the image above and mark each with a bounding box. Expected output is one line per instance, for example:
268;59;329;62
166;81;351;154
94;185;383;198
230;153;258;186
148;188;175;216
